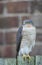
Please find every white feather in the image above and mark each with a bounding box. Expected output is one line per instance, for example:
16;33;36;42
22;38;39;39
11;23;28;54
19;24;36;56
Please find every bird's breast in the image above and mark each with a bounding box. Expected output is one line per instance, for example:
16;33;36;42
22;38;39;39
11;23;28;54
19;25;36;56
20;25;36;48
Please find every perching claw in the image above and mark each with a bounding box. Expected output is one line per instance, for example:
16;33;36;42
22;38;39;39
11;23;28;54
26;54;31;63
22;54;31;63
22;54;26;61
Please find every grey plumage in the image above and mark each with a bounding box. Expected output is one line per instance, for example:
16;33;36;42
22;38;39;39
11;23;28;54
16;20;35;65
16;26;23;57
16;20;34;57
16;26;23;65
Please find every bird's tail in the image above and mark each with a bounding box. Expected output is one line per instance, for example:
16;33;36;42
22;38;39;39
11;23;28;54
16;52;19;65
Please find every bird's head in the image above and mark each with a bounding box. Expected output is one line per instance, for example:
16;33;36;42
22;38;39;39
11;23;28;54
23;20;34;25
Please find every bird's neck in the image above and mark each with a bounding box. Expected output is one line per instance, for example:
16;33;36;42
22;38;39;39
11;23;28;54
24;24;32;28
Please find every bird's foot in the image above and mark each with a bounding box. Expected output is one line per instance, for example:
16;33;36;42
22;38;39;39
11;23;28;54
22;54;27;61
22;54;31;63
26;54;31;63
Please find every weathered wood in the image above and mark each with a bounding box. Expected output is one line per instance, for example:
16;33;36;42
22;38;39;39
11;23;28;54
0;59;4;65
4;58;16;65
36;56;42;65
0;56;42;65
17;56;34;65
17;56;42;65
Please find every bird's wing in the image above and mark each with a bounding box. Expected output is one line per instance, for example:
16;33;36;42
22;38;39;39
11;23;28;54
16;26;23;56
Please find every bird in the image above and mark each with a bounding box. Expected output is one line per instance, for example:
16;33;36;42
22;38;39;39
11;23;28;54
16;20;36;64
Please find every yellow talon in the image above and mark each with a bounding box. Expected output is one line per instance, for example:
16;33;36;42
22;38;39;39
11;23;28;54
22;54;26;61
26;55;31;63
22;54;31;63
27;55;31;60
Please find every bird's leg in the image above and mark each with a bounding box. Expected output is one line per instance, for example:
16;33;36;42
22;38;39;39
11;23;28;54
26;54;31;63
22;54;26;61
22;54;31;63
